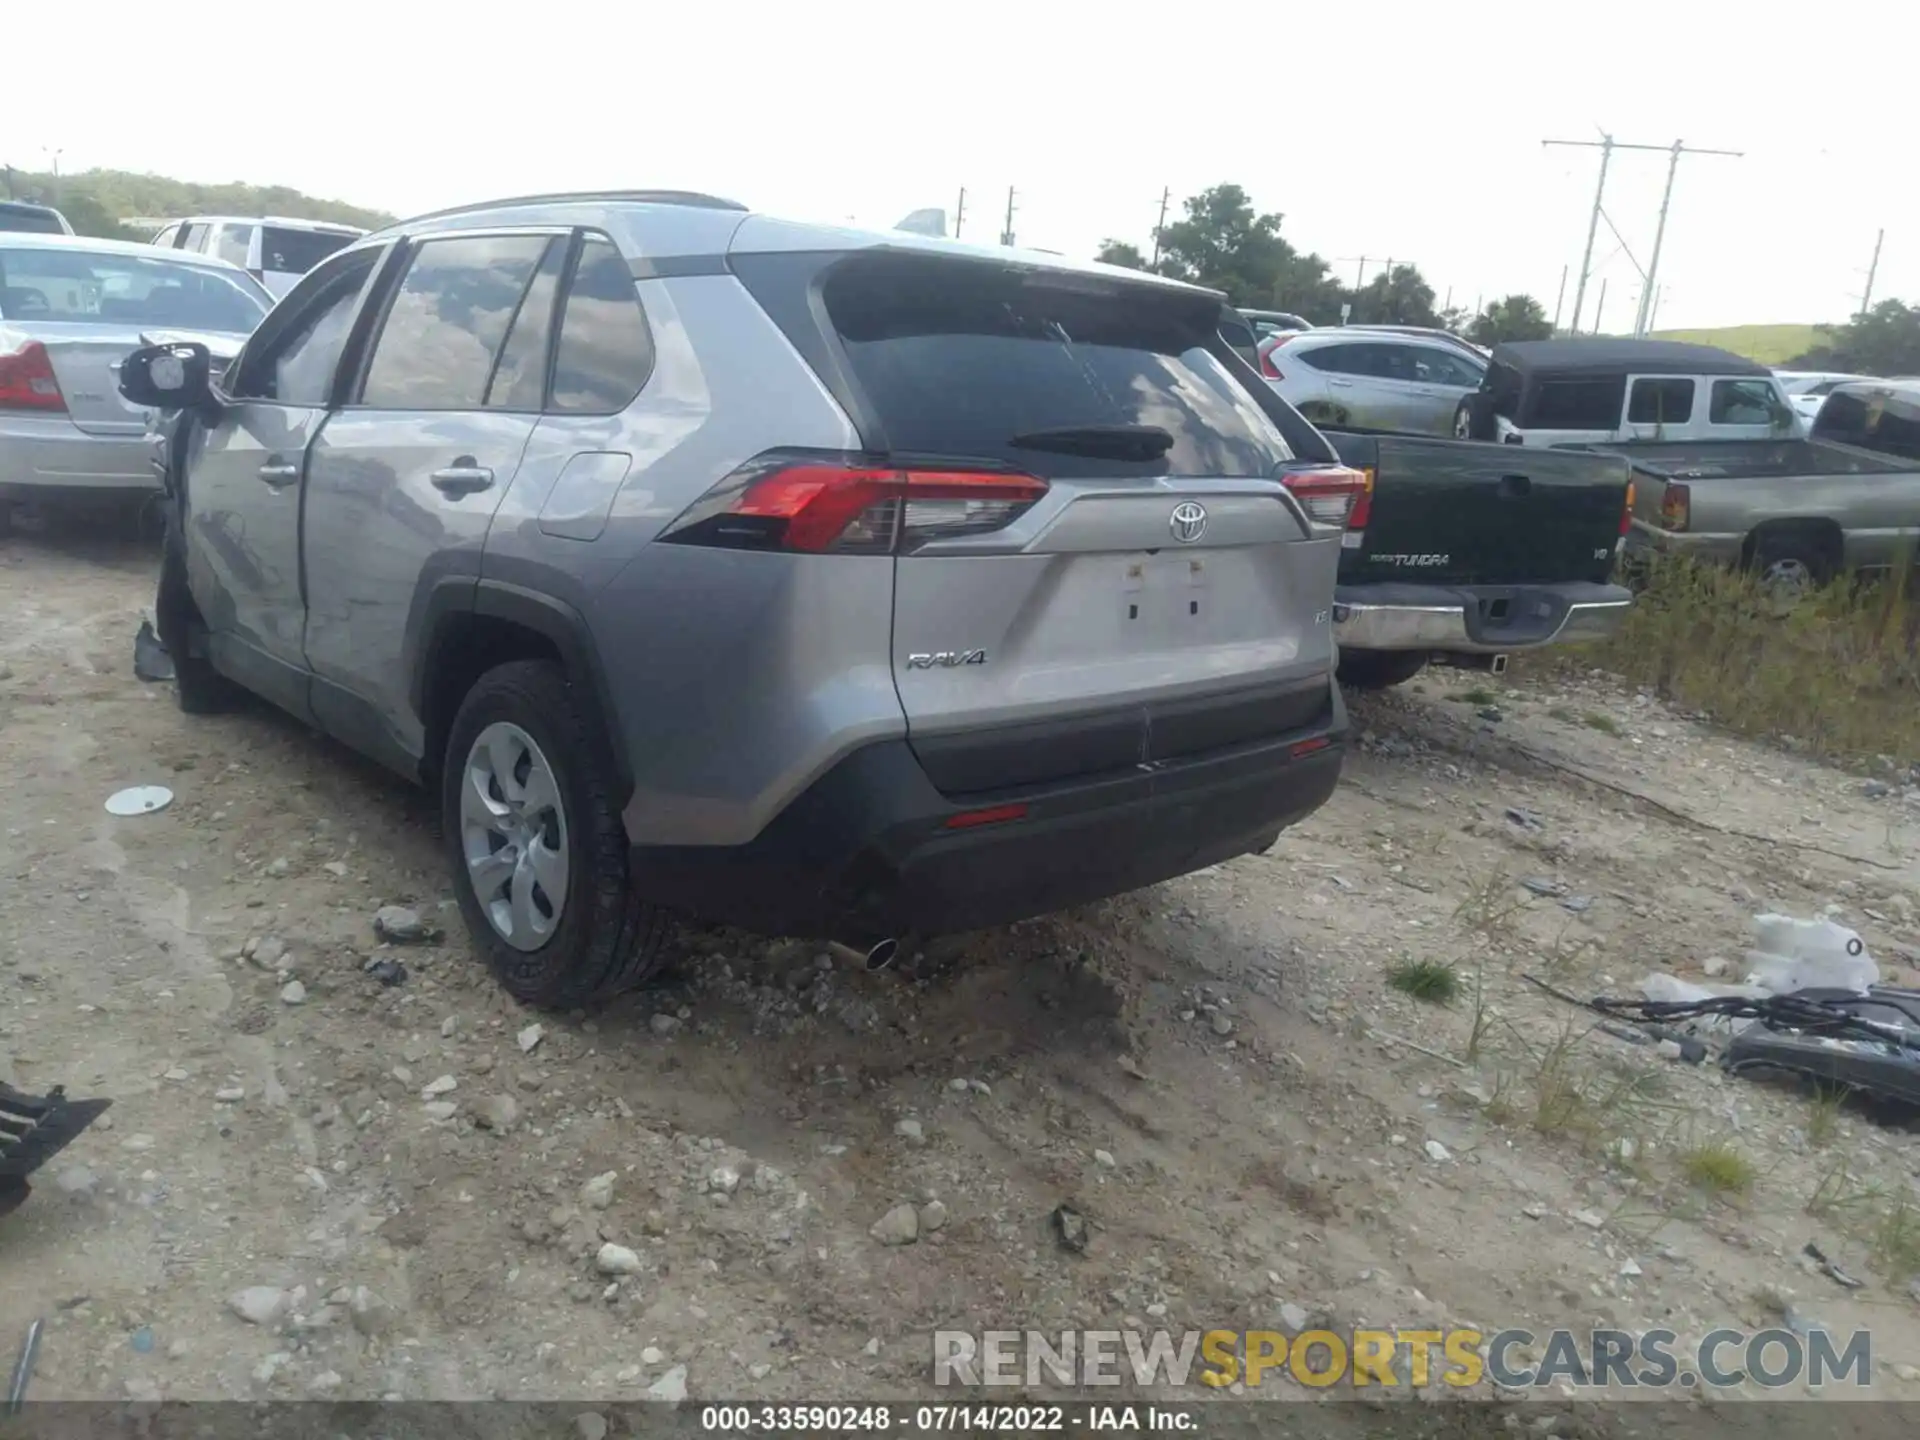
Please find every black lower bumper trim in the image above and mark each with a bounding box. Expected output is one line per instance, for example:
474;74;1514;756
633;685;1347;939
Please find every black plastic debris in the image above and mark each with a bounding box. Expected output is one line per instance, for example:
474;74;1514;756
1803;1242;1864;1290
133;620;174;683
1;1083;112;1217
1051;1202;1089;1255
364;957;408;987
1722;986;1920;1107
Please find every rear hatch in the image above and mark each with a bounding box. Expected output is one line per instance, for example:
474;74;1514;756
1335;433;1630;586
788;250;1350;794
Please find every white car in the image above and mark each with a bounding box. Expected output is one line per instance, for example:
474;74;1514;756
149;215;365;300
1774;370;1873;428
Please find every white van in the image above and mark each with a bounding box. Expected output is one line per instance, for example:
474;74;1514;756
150;216;365;300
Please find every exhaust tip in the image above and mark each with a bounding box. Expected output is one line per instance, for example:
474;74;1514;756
1489;653;1510;675
864;939;899;972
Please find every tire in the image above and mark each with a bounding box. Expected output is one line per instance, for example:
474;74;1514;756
156;505;240;714
1748;530;1835;601
442;659;671;1008
1452;398;1475;440
1336;649;1430;691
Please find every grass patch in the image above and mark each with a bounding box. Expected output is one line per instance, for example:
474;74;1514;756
1574;556;1920;764
1678;1138;1756;1195
1807;1160;1920;1279
1804;1085;1848;1148
1387;958;1460;1004
1457;687;1498;707
1650;323;1821;366
1582;711;1621;735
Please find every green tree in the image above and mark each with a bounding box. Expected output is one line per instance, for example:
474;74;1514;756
1152;184;1294;305
51;191;144;241
1271;252;1347;326
1346;264;1439;327
1468;294;1554;345
1786;300;1920;376
1095;239;1149;271
2;167;394;236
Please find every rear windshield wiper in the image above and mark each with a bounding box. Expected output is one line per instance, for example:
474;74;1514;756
1008;424;1174;462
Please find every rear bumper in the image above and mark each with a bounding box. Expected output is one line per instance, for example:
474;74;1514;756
1332;580;1632;653
630;682;1347;939
0;415;157;495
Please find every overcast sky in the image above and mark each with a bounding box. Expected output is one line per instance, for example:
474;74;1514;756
12;0;1910;331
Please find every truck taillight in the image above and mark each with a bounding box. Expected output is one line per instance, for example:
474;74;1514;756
659;452;1048;554
1347;467;1376;531
0;341;66;413
1280;465;1369;529
1659;482;1690;532
1621;480;1636;536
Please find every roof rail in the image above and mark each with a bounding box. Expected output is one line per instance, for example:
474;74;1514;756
391;189;748;228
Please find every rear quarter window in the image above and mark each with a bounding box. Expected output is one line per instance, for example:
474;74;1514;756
1527;376;1625;430
1628;378;1695;424
821;256;1294;478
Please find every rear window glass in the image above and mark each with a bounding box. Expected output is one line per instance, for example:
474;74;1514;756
1628;378;1695;424
1814;390;1920;461
261;227;355;276
1527;376;1624;429
0;248;271;331
822;257;1293;477
0;204;68;235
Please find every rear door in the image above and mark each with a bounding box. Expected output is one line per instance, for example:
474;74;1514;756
1405;345;1486;434
301;229;559;758
818;254;1344;790
1707;376;1797;439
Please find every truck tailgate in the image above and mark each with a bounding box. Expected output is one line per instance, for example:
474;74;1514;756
1327;431;1630;586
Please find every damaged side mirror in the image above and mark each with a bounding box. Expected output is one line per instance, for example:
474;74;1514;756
117;341;216;415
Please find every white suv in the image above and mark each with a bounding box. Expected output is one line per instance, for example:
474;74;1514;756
150;216;365;299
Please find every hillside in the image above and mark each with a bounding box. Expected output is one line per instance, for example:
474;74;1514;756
1649;323;1823;366
1;167;395;239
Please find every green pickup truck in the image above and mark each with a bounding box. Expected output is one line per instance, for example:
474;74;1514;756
1318;428;1636;689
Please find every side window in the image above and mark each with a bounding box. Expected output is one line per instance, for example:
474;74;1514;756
359;234;554;410
1628;378;1696;424
1294;344;1343;373
1347;343;1408;380
216;224;255;269
182;223;210;253
1217;311;1257;353
1710;379;1778;425
1529;378;1626;429
1416;349;1484;388
229;249;381;405
153;224;180;248
484;239;566;410
550;234;655;412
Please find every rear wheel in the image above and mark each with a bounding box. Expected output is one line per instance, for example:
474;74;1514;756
1336;649;1429;691
442;660;671;1008
1452;398;1475;439
1748;529;1836;603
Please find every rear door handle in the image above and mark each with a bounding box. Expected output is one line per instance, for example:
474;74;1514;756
1328;378;1354;389
258;459;299;486
430;463;494;496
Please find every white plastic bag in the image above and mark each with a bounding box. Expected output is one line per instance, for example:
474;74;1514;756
1744;914;1878;995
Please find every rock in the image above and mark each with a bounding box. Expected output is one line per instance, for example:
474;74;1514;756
323;861;349;878
749;1362;772;1380
367;958;408;986
1701;956;1731;978
474;1094;519;1133
1654;1039;1683;1060
596;1243;643;1276
265;857;291;878
250;936;286;969
864;1337;882;1357
348;1286;396;1335
870;1204;920;1246
708;1165;741;1195
950;1077;971;1092
641;1346;666;1365
649;1013;681;1037
647;1365;688;1405
214;1086;245;1103
279;981;307;1005
307;1370;343;1394
228;1286;290;1326
55;1165;98;1196
1424;1140;1453;1163
421;1075;458;1098
1279;1302;1310;1333
1571;1209;1607;1230
575;1415;610;1440
440;1016;457;1038
1892;1363;1920;1384
580;1172;617;1210
1620;1258;1643;1277
918;1199;949;1233
252;1353;289;1385
517;1024;545;1053
422;1101;458;1121
373;905;429;942
893;1118;924;1143
1210;1012;1234;1037
1093;1149;1116;1169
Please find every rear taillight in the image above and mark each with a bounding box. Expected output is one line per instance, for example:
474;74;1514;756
1346;467;1376;531
1280;465;1369;529
1620;479;1636;536
660;453;1049;554
1259;352;1284;381
0;342;66;413
1659;481;1690;532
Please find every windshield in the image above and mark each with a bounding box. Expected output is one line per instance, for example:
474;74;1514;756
0;248;272;331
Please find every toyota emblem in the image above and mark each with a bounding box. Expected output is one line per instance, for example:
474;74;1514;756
1169;501;1208;544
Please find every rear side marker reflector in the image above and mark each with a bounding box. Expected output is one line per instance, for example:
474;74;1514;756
943;803;1029;830
1290;737;1332;759
661;452;1048;554
1279;465;1369;529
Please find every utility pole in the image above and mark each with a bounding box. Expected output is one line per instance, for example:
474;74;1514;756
1593;278;1609;335
1149;186;1170;268
1353;256;1368;288
1000;187;1016;247
1552;265;1568;332
1633;139;1742;335
1860;228;1885;317
954;187;966;240
1544;134;1617;336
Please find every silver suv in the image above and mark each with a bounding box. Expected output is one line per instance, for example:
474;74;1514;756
1258;329;1487;435
121;190;1359;1007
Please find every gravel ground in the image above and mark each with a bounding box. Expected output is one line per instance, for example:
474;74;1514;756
4;523;1920;1422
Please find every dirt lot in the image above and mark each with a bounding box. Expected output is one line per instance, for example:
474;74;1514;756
4;525;1920;1420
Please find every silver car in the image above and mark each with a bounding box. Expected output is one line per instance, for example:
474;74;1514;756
0;234;271;511
1258;329;1487;434
121;189;1362;1008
